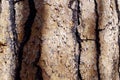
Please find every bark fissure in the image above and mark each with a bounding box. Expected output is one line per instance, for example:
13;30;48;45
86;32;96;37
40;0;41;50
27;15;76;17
15;0;37;79
9;0;18;55
1;0;120;80
94;0;101;80
75;29;82;80
68;0;82;80
9;0;18;79
32;49;43;80
115;0;120;77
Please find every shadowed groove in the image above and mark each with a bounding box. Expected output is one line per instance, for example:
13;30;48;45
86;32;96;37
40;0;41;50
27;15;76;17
94;0;101;80
68;0;82;79
15;0;37;79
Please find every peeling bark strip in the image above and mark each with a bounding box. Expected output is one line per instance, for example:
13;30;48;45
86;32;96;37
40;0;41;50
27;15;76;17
97;0;119;80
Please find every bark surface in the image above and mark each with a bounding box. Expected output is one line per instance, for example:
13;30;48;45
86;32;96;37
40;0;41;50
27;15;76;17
0;0;120;80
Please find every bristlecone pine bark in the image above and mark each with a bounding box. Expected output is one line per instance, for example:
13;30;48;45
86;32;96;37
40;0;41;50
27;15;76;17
0;0;120;80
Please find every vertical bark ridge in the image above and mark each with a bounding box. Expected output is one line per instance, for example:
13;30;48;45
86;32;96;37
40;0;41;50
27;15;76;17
39;0;79;80
78;0;98;79
0;0;18;79
97;0;119;79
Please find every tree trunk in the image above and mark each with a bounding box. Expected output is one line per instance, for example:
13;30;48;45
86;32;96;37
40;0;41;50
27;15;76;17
0;0;120;80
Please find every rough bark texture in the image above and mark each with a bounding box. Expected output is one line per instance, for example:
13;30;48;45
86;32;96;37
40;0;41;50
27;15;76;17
39;1;79;80
97;0;119;80
0;0;120;80
0;0;17;80
78;0;98;80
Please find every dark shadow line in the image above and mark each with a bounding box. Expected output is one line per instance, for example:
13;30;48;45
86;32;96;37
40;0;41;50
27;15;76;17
9;0;18;55
32;47;43;80
15;0;37;80
68;0;82;80
94;0;101;80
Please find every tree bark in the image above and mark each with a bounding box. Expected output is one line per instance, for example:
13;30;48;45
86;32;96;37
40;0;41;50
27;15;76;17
0;0;120;80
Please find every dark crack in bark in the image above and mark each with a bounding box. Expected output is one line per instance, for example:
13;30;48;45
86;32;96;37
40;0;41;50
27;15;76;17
75;29;82;80
94;0;101;80
115;0;120;77
15;0;37;80
32;48;43;80
68;0;82;80
9;0;18;79
9;0;18;55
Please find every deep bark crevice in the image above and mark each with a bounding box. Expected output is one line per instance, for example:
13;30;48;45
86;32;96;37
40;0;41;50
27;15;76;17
75;28;82;80
94;0;101;80
32;49;43;80
68;0;82;80
15;0;37;80
115;0;120;77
